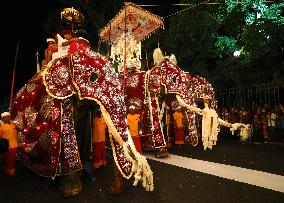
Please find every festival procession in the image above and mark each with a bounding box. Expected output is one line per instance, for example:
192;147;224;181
1;0;284;202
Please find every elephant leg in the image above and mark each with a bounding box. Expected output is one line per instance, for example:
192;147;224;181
155;147;168;158
149;96;168;158
58;171;82;198
107;163;124;195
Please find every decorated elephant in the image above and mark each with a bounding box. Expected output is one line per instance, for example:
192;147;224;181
123;48;218;157
123;47;247;155
11;36;154;197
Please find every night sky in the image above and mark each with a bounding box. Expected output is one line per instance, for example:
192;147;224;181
1;1;61;111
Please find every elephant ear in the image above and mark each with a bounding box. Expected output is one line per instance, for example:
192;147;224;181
43;57;76;99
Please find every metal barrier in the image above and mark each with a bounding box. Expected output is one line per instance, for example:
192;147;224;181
215;83;282;110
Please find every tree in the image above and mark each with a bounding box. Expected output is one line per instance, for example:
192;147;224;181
144;0;221;80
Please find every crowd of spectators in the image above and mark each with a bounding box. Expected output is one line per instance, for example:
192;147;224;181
217;104;284;143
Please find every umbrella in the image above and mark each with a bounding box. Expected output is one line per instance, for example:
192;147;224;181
99;2;164;44
61;7;84;26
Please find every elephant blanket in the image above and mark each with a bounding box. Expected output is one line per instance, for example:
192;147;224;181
12;75;82;177
12;52;137;179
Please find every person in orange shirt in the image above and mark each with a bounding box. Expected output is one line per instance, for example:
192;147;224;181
0;112;18;177
92;110;107;171
173;108;185;145
127;106;142;154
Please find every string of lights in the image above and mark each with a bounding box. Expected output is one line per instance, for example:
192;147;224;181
139;0;282;7
139;0;283;19
162;0;212;19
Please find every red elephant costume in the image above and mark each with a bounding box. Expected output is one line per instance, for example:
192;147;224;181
12;37;142;180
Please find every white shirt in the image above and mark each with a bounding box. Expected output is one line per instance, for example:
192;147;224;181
267;112;276;127
51;34;69;61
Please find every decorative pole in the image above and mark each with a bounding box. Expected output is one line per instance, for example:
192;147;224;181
123;2;127;96
108;24;111;57
36;51;41;73
10;41;19;113
145;48;148;70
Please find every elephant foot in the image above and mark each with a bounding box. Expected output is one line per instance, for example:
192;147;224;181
107;180;124;195
58;172;82;198
107;164;124;195
155;147;168;158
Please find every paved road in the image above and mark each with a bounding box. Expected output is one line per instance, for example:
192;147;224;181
1;140;284;203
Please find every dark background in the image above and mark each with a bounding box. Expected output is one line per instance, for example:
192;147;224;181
1;1;61;111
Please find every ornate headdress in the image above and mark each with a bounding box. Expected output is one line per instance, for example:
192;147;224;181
153;48;164;66
169;54;177;66
1;112;10;118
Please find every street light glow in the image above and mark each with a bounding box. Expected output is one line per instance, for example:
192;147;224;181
233;50;241;57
